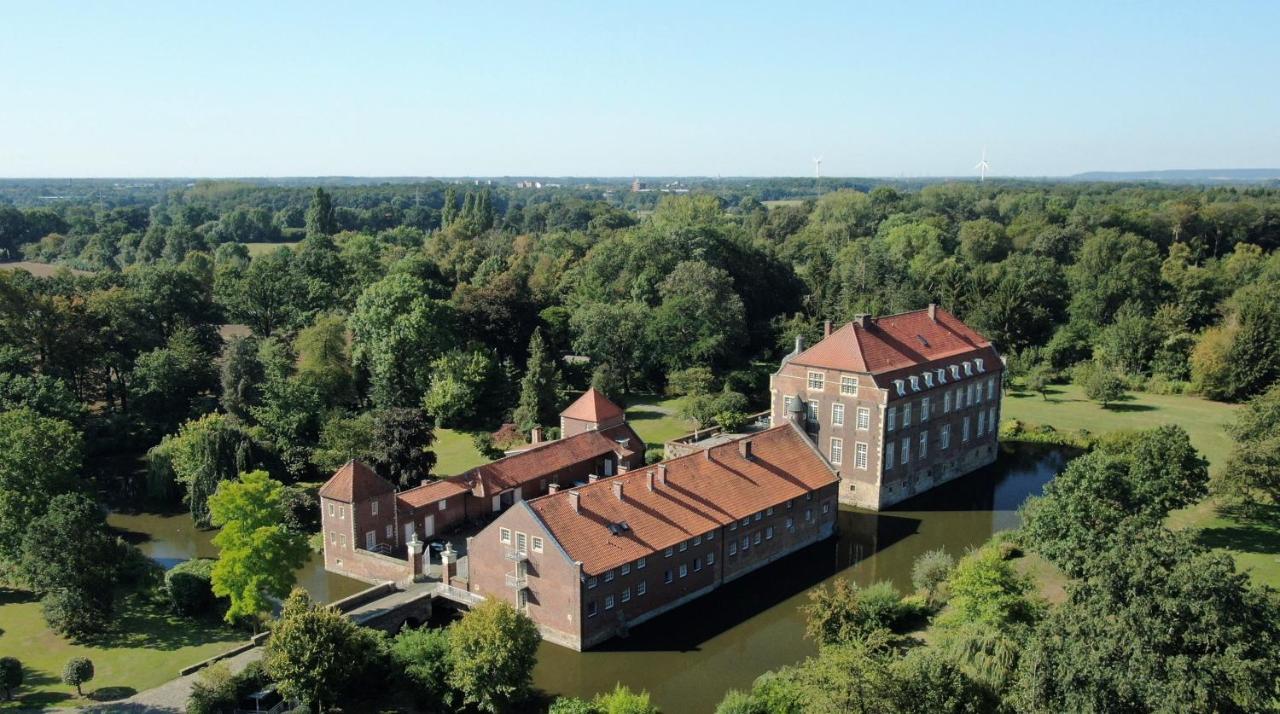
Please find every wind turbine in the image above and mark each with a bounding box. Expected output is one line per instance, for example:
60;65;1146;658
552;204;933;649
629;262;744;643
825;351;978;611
813;156;823;179
974;147;991;182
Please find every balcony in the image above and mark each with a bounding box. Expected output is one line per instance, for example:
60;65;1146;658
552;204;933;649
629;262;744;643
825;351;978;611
505;549;528;562
505;573;528;589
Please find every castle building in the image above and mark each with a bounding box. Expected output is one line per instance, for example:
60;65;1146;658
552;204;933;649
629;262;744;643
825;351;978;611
770;304;1003;509
467;422;838;650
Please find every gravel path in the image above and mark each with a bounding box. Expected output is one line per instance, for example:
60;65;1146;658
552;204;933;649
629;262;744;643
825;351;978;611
78;647;263;714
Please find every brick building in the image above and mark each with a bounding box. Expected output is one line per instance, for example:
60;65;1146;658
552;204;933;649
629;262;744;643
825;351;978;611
468;423;839;650
319;389;644;583
770;305;1003;509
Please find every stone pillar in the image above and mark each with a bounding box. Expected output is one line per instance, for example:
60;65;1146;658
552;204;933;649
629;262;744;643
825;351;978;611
407;536;425;583
441;544;458;586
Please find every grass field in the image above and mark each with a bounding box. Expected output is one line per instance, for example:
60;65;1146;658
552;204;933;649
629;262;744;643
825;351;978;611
624;394;692;450
1003;381;1280;587
434;428;490;475
0;588;244;710
0;260;92;277
243;241;299;257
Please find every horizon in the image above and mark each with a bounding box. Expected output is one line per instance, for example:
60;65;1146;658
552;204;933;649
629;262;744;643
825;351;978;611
3;1;1279;178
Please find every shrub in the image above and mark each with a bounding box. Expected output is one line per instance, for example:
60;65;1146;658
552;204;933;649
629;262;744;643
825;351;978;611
858;582;904;628
471;432;505;461
42;588;111;638
549;697;598;714
911;548;955;604
61;657;94;696
187;662;236;714
0;657;21;701
644;448;665;465
490;423;525;451
803;578;903;646
714;689;764;714
390;627;455;710
715;410;751;432
166;558;219;617
593;683;658;714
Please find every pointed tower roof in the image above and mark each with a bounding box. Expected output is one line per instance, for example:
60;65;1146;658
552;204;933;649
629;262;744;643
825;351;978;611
318;460;395;503
560;388;624;423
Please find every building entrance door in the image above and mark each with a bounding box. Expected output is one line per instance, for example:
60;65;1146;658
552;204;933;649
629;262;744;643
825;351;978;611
423;514;435;538
404;522;415;544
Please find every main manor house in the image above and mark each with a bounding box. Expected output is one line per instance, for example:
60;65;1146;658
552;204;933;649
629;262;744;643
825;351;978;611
318;305;1000;648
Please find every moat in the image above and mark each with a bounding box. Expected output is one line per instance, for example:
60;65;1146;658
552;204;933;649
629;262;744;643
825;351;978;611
110;442;1075;713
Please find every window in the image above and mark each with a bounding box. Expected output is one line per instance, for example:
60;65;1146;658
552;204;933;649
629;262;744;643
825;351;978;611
963;417;971;442
964;361;973;376
988;378;996;401
327;503;334;517
919;431;928;459
328;531;336;544
665;547;673;558
975;381;983;404
729;542;738;556
500;528;512;545
840;376;858;396
338;505;345;519
909;375;920;392
924;371;934;388
885;441;895;469
944;391;952;413
754;512;763;522
385;524;393;538
783;395;795;414
532;537;544;553
950;365;960;380
766;506;774;516
765;526;774;540
750;531;760;545
693;558;702;572
978;411;986;436
786;516;795;529
665;569;673;583
903;402;912;427
832;403;845;426
516;532;528;554
693;534;702;546
921;397;930;421
587;600;598;617
823;502;831;514
830;438;843;465
854;442;868;469
968;383;976;406
587;576;598;589
805;401;818;423
805;508;813;522
989;406;997;430
371;500;379;516
937;368;947;384
437;500;447;511
707;552;716;565
679;540;688;552
729;522;737;532
887;407;897;432
638;580;647;596
637;557;646;569
604;569;614;583
741;536;750;551
901;437;910;464
975;358;985;372
622;588;631;603
339;534;346;547
856;407;870;430
621;563;630;576
679;564;688;578
807;371;825;390
894;379;905;396
742;517;750;527
941;424;951;449
605;595;614;610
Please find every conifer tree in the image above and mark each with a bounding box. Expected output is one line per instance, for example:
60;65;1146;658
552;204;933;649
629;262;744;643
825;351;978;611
442;187;458;227
512;328;560;434
304;187;336;237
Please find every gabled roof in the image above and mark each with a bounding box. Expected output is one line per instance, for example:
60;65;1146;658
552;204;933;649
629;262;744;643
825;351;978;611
560;388;624;423
397;477;470;509
461;422;642;497
527;424;838;576
790;306;995;375
318;460;395;503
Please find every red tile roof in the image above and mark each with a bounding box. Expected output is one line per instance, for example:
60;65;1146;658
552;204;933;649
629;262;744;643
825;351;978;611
461;423;642;497
397;477;470;508
527;424;838;575
318;460;395;503
790;306;997;376
560;388;624;423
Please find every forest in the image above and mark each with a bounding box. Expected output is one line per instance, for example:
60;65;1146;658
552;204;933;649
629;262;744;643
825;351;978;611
2;177;1280;710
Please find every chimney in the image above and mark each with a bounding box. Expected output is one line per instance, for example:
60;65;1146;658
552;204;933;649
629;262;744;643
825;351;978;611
612;481;624;501
421;479;429;487
646;470;655;491
854;314;869;328
823;320;831;338
568;491;580;513
739;439;754;460
530;426;543;444
928;303;937;322
588;474;599;483
548;482;560;495
656;464;667;486
794;334;804;353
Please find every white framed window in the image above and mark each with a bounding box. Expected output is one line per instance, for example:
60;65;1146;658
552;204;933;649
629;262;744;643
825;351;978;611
968;384;976;405
754;531;762;545
605;595;615;610
987;378;996;401
707;552;715;565
976;358;985;372
742;517;750;526
950;365;961;380
622;587;631;602
903;402;912;427
807;371;825;390
805;508;813;522
786;516;795;529
338;505;345;519
741;536;750;550
339;533;346;547
438;500;447;511
706;531;714;541
729;522;737;531
909;376;920;392
944;391;952;413
385;524;393;538
637;580;646;596
783;395;796;413
516;532;528;554
975;382;983;404
637;557;646;569
327;503;334;517
854;442;868;469
887;407;897;432
665;547;673;558
532;537;544;553
840;376;858;396
964;361;973;376
885;441;895;469
587;600;597;617
805;401;818;423
693;557;702;572
856;407;870;430
328;531;336;544
978;411;986;436
679;540;688;552
936;368;947;384
679;564;688;578
894;379;905;396
587;576;598;589
919;432;928;459
766;526;774;540
941;424;951;449
832;403;845;426
766;507;774;516
755;512;762;521
924;372;934;388
921;397;931;421
604;568;614;582
729;542;737;556
366;531;377;549
830;438;843;465
901;437;910;464
963;417;971;442
500;528;512;544
989;406;997;429
371;500;379;516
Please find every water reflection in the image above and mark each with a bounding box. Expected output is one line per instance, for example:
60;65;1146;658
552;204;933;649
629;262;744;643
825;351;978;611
532;443;1078;712
108;511;367;604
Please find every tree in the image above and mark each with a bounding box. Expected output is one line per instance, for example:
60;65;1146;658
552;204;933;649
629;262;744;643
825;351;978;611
1219;384;1280;503
214;247;308;337
390;627;455;711
570;302;650;393
890;648;997;714
208;471;309;623
1078;361;1126;407
0;409;81;561
665;366;717;398
1067;229;1163;326
130;326;218;437
593;683;660;714
61;657;93;697
957;218;1011;264
649;260;747;372
0;657;22;701
294;314;354;408
350;273;459;408
422;349;496;428
305;187;337;237
367;407;437;487
447;600;541;713
219;335;265;420
803;578;902;646
1094;302;1157;376
263;588;385;711
911;548;955;605
165;558;220;617
1024;364;1052;400
590;362;624;404
512;327;561;434
936;546;1040;630
151;412;269;527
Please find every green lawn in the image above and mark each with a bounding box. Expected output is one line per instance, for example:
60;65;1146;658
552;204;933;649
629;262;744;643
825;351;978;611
243;241;299;257
0;588;244;710
434;428;490;476
624;394;693;450
1003;382;1280;588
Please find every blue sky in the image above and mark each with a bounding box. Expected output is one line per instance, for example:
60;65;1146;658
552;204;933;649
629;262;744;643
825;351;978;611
2;1;1277;177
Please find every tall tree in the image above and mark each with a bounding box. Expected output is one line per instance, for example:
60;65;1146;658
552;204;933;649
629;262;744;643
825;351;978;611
20;494;121;637
512;327;560;433
151;412;270;527
448;600;541;714
349;273;459;408
264;588;385;710
0;409;81;561
304;187;337;237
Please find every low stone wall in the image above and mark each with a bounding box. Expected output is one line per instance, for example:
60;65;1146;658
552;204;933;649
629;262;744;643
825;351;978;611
329;581;398;612
333;547;413;583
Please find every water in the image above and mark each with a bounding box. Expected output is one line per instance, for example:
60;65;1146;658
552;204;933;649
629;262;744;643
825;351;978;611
107;511;367;605
531;443;1077;713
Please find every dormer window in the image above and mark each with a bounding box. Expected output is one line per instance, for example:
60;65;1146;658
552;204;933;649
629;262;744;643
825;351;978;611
975;358;985;372
964;361;973;376
893;379;905;396
936;368;947;384
950;365;961;380
924;372;934;388
909;376;920;392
